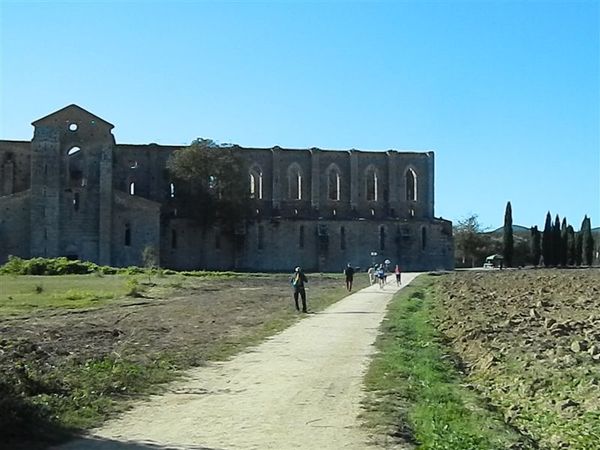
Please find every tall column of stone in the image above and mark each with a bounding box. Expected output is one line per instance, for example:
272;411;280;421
98;145;113;265
387;151;398;214
30;127;61;257
1;160;14;195
426;152;435;219
271;147;281;210
310;148;320;209
350;150;359;209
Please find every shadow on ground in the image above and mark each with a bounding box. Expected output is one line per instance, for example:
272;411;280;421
48;436;221;450
0;382;219;450
0;380;76;450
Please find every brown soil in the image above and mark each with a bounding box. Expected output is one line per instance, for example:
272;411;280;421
434;268;600;449
0;273;361;448
53;278;420;450
1;274;347;369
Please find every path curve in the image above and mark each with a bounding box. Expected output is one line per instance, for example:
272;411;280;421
55;273;421;450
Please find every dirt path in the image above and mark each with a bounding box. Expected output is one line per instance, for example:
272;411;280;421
55;273;420;450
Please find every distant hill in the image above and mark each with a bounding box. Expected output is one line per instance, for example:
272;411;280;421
488;225;600;235
488;225;530;235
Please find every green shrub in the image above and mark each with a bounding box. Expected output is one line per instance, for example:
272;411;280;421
0;255;26;274
0;256;101;275
53;290;112;302
125;279;143;297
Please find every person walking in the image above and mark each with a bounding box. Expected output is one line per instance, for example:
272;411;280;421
290;266;308;313
343;263;355;292
376;264;386;289
367;266;375;285
394;264;402;286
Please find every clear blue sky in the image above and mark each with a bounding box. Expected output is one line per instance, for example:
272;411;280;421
1;0;598;230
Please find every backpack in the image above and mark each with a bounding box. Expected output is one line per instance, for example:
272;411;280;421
291;273;300;287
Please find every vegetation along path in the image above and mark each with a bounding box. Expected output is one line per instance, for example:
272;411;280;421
54;274;420;450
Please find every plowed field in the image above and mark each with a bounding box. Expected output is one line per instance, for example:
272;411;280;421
434;269;600;449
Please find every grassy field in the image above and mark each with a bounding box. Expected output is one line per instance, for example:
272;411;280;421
362;275;530;449
0;274;130;315
363;270;600;450
0;269;368;449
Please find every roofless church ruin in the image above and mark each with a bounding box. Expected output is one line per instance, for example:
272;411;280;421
0;105;453;271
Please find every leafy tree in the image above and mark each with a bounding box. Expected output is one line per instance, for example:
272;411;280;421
503;201;513;267
541;212;553;266
530;226;541;266
581;215;594;265
166;138;251;232
142;245;159;282
142;245;159;269
453;214;490;267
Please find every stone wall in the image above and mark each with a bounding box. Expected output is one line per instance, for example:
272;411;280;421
110;191;161;267
0;104;454;271
0;190;31;263
0;141;31;196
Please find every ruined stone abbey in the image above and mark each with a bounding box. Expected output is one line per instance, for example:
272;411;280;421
0;105;453;272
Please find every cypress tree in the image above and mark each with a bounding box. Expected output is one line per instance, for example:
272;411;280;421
560;218;568;266
542;212;553;266
582;216;594;265
503;201;514;267
575;232;583;266
566;225;576;265
553;215;561;266
530;226;541;266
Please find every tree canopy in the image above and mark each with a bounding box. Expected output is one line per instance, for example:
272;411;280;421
166;139;251;231
454;214;490;267
581;215;594;266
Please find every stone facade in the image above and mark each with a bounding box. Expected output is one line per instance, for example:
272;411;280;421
0;105;454;272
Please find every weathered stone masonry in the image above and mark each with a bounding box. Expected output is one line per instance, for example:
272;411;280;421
0;105;454;271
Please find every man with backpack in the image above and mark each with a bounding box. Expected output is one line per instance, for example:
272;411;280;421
290;266;308;313
343;263;355;292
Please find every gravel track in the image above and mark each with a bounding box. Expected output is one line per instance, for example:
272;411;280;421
54;274;420;450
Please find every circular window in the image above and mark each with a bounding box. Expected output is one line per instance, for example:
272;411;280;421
68;146;81;156
69;123;78;132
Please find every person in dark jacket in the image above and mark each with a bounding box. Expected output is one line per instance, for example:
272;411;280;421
344;263;355;292
290;266;308;313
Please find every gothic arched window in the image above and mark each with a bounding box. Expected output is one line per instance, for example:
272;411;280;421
365;166;378;202
379;225;386;250
124;224;131;246
288;163;303;200
406;168;417;202
327;164;341;201
299;225;305;249
249;165;263;199
258;225;265;249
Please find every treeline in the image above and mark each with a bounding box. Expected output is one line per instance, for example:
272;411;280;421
530;212;595;267
454;203;597;268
